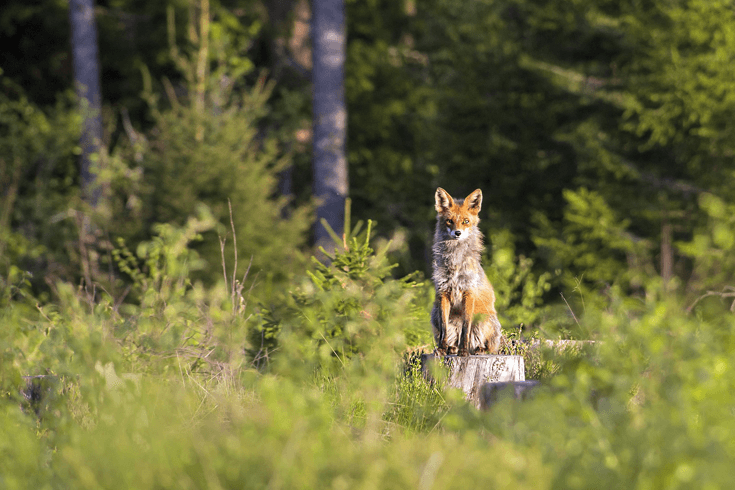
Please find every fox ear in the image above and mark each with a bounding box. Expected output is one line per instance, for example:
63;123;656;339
435;187;454;213
465;189;482;215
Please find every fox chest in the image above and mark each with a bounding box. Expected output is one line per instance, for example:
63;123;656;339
434;260;484;306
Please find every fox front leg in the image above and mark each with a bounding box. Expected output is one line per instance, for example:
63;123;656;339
458;293;475;357
434;326;447;357
435;293;452;356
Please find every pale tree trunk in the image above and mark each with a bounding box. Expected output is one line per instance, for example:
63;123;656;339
69;0;104;286
69;0;104;208
311;0;348;254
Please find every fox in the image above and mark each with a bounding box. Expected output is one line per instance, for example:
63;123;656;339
431;187;502;356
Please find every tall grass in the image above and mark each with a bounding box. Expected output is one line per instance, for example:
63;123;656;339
3;213;735;489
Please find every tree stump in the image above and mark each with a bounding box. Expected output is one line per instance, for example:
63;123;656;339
421;354;525;408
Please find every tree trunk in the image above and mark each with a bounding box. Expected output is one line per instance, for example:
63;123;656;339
661;219;673;294
311;0;348;254
69;0;104;208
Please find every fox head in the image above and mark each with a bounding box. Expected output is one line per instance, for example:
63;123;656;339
434;187;483;240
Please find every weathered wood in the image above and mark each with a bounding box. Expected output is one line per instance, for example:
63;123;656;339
503;338;597;353
421;354;525;408
480;380;540;409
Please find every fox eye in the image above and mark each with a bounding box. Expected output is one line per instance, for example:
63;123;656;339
462;219;469;225
445;219;452;226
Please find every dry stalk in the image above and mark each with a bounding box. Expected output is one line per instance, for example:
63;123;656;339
686;286;735;314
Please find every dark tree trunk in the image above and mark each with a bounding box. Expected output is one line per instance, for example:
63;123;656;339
311;0;348;254
69;0;103;207
661;219;673;294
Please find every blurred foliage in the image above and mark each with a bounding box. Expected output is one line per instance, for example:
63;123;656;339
3;0;735;316
487;229;558;331
3;219;735;488
384;352;449;434
533;187;652;304
679;191;735;310
0;76;82;289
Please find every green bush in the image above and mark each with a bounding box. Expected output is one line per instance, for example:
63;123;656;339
0;78;82;290
482;292;735;489
487;229;561;333
134;75;311;290
252;219;432;375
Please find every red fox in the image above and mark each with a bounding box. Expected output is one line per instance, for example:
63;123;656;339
431;187;502;356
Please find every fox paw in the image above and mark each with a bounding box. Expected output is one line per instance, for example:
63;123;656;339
434;347;447;356
458;348;470;357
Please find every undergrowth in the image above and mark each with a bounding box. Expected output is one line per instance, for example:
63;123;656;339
3;210;735;489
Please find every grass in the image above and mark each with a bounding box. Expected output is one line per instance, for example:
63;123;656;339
5;218;735;489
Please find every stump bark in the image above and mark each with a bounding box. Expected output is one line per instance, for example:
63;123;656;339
421;354;525;408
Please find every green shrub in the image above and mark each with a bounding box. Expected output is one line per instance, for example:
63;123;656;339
134;75;311;290
252;219;432;375
0;79;82;290
487;229;562;333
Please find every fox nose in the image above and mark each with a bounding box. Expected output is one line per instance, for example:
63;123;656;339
454;230;461;237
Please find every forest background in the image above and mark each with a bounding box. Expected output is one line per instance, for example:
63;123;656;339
3;0;735;488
